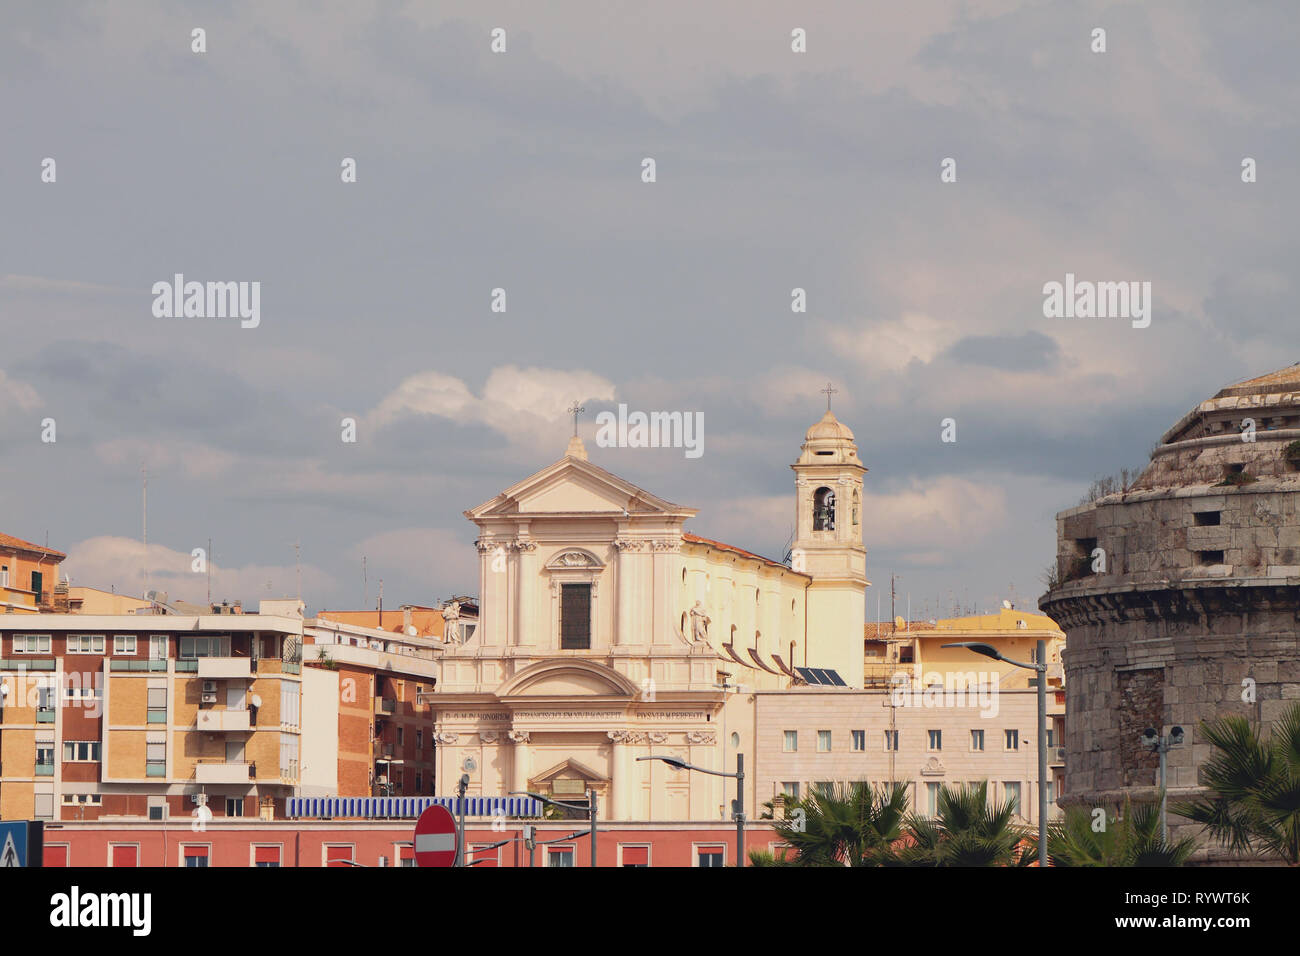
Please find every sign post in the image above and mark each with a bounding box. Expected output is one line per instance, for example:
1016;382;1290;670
413;804;457;868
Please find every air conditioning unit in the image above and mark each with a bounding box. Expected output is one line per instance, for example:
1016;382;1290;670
202;680;217;694
376;775;388;786
201;692;217;704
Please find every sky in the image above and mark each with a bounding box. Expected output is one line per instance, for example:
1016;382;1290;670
2;1;1298;619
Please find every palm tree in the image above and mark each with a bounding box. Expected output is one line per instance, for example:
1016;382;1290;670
891;782;1026;867
1172;702;1300;864
1047;796;1196;866
771;781;910;866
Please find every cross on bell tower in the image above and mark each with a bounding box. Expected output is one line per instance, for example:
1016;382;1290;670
821;381;838;411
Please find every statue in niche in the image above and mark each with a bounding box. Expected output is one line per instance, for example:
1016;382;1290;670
689;601;711;644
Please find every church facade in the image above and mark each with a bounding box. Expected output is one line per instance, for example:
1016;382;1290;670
430;412;870;821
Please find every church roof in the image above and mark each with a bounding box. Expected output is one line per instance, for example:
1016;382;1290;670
804;409;855;442
681;532;802;573
1214;362;1300;398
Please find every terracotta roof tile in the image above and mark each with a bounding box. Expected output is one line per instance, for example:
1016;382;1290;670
0;532;66;559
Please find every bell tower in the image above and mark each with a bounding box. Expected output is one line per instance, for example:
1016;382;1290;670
791;390;868;688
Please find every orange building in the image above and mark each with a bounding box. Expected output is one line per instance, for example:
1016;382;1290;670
0;532;65;613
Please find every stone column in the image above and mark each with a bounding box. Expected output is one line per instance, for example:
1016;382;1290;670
614;538;640;646
514;536;536;646
508;730;530;794
607;731;628;819
651;538;680;645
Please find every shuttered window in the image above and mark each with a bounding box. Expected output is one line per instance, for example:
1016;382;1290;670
560;583;592;649
111;845;138;867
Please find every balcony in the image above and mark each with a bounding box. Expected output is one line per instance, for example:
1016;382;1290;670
374;697;396;716
195;760;252;784
197;657;251;679
1049;746;1066;767
197;708;251;732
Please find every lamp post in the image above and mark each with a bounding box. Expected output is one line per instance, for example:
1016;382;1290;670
510;790;598;867
638;753;745;867
943;639;1048;867
1139;726;1184;842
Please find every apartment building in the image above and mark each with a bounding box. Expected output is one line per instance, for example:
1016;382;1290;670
302;616;441;799
0;610;305;823
752;608;1067;823
0;532;65;613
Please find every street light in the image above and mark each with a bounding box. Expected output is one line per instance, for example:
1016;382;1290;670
638;753;745;867
943;639;1049;867
1140;726;1184;842
510;790;598;867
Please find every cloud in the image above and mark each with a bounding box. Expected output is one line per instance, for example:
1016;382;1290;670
0;369;40;411
825;313;952;372
369;365;617;451
61;535;337;607
942;331;1059;370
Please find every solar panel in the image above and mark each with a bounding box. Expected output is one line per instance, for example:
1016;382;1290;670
810;668;831;684
795;666;822;685
823;669;847;686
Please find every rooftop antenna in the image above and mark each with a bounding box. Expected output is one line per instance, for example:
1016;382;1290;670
207;537;212;605
141;464;148;600
295;540;302;603
363;556;368;608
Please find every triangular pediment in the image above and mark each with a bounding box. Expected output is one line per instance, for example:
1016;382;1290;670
465;455;695;519
532;758;610;786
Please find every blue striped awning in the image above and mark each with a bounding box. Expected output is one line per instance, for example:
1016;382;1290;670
286;795;541;819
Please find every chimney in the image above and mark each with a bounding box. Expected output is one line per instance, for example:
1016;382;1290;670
403;606;413;632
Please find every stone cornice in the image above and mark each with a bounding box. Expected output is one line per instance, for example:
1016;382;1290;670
1040;577;1300;630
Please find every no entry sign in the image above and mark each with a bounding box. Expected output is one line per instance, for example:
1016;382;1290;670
413;803;458;867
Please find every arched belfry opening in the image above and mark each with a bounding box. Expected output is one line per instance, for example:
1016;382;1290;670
813;486;836;531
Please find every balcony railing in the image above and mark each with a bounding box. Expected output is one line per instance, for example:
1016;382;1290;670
109;659;169;672
196;708;251;732
197;657;251;680
375;698;396;716
195;760;252;784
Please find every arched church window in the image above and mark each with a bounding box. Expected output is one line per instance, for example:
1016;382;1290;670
681;612;688;634
813;486;836;531
852;489;860;527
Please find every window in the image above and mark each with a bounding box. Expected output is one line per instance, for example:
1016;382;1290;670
280;733;299;780
36;744;55;775
1005;729;1020;751
1197;549;1225;565
146;742;166;777
149;635;168;660
817;730;832;752
781;782;800;801
148;805;165;821
620;845;649;867
396;726;404;746
147;687;167;724
884;730;899;752
926;782;940;818
783;730;798;753
183;847;210;868
254;846;281;867
416;729;423;751
111;845;139;867
1045;727;1056;749
927;730;942;751
397;846;416;868
547;847;575;867
62;741;101;762
179;636;231;658
13;634;51;654
1046;779;1055;807
68;634;106;654
1004;782;1022;814
851;730;865;752
697;846;726;867
37;686;55;720
226;798;244;817
280;683;299;729
971;729;985;751
814;781;834;797
35;792;54;819
1194;511;1221;526
560;583;592;649
415;771;423;793
0;565;7;586
325;845;354;868
113;635;137;655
